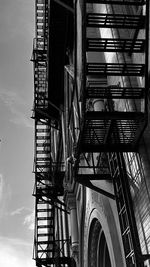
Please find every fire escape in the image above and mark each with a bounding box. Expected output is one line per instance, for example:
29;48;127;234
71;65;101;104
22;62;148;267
32;0;150;266
32;0;74;266
66;0;150;266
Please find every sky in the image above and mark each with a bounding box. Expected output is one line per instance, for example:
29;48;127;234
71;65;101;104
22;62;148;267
0;1;35;266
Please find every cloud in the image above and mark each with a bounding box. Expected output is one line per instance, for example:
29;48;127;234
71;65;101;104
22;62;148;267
11;207;32;216
0;174;3;202
23;211;34;231
10;207;34;231
0;174;12;219
11;207;26;216
0;237;34;267
0;88;33;128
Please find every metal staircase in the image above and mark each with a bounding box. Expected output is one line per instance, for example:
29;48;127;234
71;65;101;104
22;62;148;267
71;0;150;266
32;1;74;266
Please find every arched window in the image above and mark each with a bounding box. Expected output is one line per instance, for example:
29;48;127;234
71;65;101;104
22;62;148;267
88;219;111;267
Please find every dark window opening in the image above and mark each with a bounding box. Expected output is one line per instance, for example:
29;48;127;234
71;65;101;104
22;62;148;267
88;219;112;267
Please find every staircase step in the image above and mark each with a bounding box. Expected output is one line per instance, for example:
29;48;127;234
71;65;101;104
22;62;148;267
37;208;52;212
36;175;51;181
36;120;50;126
36;136;50;140
36;150;50;154
37;217;53;220
36;5;45;10
37;224;53;229
37;0;45;4
36;157;51;161
36;128;50;133
87;13;145;29
36;143;50;147
37;233;54;237
35;173;50;178
36;164;50;168
36;191;60;196
38;249;53;253
35;104;48;109
37;241;54;245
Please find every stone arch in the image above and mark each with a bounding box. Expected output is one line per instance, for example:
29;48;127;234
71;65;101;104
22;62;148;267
88;218;111;267
85;207;125;267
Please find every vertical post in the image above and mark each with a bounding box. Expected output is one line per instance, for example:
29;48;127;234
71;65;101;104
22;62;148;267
67;194;79;265
65;211;70;257
145;0;149;113
70;206;78;248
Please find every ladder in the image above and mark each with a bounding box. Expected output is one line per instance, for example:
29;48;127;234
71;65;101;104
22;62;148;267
109;152;150;266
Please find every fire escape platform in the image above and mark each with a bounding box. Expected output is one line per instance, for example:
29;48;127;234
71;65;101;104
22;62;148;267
86;86;144;99
86;38;145;53
76;111;147;152
86;13;145;29
86;63;145;76
84;111;145;120
86;0;145;5
35;187;64;197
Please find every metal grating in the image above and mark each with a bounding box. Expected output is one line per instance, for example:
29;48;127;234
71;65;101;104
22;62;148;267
86;85;144;99
86;13;145;29
87;0;145;5
86;63;145;76
86;38;145;53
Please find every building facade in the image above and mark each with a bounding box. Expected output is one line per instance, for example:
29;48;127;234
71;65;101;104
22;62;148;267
32;0;150;266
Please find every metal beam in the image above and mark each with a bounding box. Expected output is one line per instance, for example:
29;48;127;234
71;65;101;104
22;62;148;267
85;111;145;120
76;178;115;199
80;144;138;153
76;173;112;180
53;0;74;13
